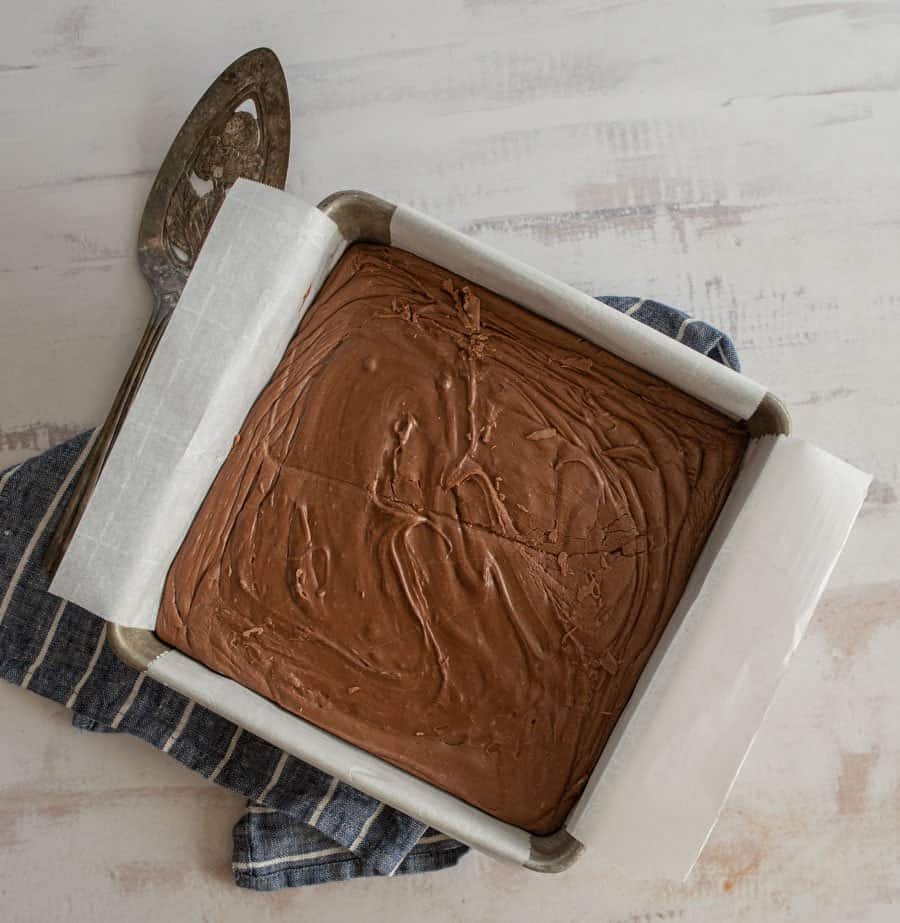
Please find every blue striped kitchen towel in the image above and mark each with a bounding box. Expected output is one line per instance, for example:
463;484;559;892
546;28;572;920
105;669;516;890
0;296;739;891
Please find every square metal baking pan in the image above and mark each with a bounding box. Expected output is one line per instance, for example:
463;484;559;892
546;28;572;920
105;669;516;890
93;189;790;873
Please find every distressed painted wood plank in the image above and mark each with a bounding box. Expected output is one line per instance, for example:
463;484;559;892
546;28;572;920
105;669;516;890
1;1;898;920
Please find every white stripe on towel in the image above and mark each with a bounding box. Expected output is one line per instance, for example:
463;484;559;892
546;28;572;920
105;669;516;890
66;623;107;709
417;834;454;846
109;672;146;729
161;700;196;753
208;727;243;782
675;316;699;342
350;803;385;852
717;339;734;370
258;752;289;803
308;776;339;827
0;432;97;626
232;845;348;871
21;599;67;690
0;463;22;493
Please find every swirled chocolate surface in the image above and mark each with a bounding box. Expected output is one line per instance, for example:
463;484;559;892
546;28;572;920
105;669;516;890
157;244;748;834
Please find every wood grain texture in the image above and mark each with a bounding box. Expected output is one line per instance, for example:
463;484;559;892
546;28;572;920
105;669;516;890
1;1;898;919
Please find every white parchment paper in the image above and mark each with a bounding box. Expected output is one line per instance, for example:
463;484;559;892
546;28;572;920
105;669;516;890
566;435;870;877
50;180;345;627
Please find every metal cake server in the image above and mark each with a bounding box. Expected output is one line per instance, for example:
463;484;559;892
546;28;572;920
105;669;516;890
45;47;291;574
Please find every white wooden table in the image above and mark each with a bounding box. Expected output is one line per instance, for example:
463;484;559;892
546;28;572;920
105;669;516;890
2;2;898;920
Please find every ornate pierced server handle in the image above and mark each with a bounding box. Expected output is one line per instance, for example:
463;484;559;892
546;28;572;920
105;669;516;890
44;48;290;575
